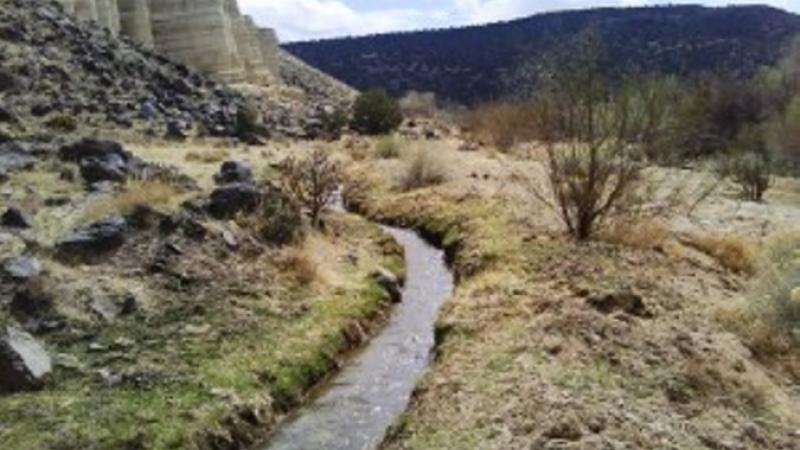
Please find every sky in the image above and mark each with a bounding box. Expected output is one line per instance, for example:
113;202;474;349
239;0;800;42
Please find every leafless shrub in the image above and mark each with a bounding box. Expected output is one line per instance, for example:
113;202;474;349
531;31;664;240
716;152;772;202
280;148;341;227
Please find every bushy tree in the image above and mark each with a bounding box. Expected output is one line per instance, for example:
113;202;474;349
280;148;341;227
536;30;647;240
351;89;403;135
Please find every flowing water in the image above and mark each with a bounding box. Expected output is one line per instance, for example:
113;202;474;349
261;227;454;450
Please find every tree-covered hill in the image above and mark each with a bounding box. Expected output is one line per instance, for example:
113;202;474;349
284;5;800;104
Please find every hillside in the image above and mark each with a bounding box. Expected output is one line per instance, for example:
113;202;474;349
285;5;800;104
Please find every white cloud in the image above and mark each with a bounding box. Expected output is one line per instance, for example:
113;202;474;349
238;0;437;42
239;0;800;42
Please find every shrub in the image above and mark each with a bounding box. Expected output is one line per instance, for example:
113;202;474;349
534;31;650;240
374;135;401;159
280;148;341;227
350;89;403;135
235;102;266;139
752;232;800;341
255;186;304;245
45;114;78;132
319;108;349;140
716;152;772;202
400;148;447;191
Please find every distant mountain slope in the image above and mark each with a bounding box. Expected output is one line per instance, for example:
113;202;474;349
284;5;800;104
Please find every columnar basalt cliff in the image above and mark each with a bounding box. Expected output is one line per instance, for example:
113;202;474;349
55;0;284;86
117;0;153;49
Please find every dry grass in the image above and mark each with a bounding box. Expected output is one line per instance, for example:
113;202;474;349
682;232;757;274
185;148;230;164
399;148;448;191
277;246;319;287
374;135;401;159
81;180;182;223
599;219;671;250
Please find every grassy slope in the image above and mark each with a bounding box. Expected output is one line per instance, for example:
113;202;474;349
0;142;404;450
341;141;800;450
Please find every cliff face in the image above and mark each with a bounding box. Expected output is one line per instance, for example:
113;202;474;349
55;0;281;85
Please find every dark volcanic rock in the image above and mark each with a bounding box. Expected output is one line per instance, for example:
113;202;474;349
0;141;36;175
0;104;17;123
80;152;130;183
213;161;253;185
207;184;261;219
59;138;129;162
165;120;187;140
10;281;53;318
59;139;136;184
0;327;52;393
1;207;33;228
0;70;20;93
56;216;128;263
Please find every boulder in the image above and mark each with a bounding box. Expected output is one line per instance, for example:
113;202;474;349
89;293;137;322
1;207;33;229
80;152;129;183
0;70;20;93
59;139;135;184
3;256;41;281
213;160;253;185
165;120;187;140
0;327;52;393
139;101;158;120
10;281;53;317
59;139;129;162
207;183;261;219
56;216;128;263
0;104;17;123
372;267;403;303
0;142;36;176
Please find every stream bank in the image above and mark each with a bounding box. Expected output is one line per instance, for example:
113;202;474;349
259;227;454;450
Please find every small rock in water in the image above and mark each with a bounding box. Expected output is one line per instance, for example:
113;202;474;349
372;267;403;303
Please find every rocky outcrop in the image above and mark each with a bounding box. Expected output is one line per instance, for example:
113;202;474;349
150;0;246;82
57;0;282;85
0;327;52;393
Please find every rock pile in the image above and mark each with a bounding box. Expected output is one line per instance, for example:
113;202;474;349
0;0;248;136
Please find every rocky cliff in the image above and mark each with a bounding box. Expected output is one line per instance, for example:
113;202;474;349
0;0;353;140
54;0;282;86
